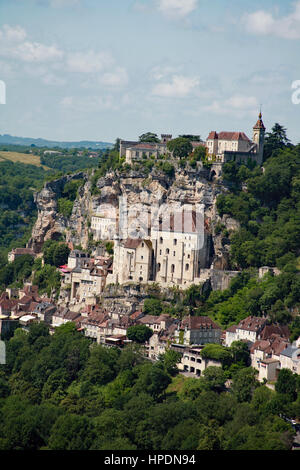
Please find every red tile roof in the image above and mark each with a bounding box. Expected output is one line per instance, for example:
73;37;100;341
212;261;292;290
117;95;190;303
181;315;221;330
207;131;251;142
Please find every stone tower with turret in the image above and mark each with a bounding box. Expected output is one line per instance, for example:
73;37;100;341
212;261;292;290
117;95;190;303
252;112;266;165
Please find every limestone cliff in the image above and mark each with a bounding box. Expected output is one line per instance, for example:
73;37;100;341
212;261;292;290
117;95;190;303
28;165;239;273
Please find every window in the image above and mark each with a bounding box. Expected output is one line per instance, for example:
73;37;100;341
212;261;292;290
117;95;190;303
141;255;144;260
173;251;176;256
171;264;175;273
185;264;189;271
166;248;170;254
174;239;177;246
160;237;163;244
157;263;161;272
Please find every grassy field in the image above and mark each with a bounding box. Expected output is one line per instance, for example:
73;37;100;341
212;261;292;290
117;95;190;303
0;151;50;169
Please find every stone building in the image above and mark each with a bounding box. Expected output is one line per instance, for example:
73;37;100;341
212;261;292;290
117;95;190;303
206;113;265;166
174;315;222;346
225;316;268;347
112;238;153;284
151;209;212;288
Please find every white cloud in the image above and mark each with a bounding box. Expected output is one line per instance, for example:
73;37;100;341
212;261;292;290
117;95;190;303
66;50;114;73
152;75;199;97
244;1;300;39
156;0;198;19
99;67;129;88
0;24;63;62
205;94;259;116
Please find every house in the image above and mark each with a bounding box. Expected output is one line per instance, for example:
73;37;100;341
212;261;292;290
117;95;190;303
70;261;109;302
225;316;268;347
67;250;91;269
250;334;289;382
33;302;56;324
170;343;223;377
112;238;153;284
8;247;35;263
279;344;300;375
174;315;222;346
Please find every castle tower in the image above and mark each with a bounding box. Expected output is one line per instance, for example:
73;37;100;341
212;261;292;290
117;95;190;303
253;112;266;165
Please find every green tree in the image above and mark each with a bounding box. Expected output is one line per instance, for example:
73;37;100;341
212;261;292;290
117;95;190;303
167;138;193;159
275;368;297;401
127;325;153;343
139;132;160;143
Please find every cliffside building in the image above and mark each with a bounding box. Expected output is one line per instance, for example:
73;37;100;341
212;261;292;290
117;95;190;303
206;113;266;166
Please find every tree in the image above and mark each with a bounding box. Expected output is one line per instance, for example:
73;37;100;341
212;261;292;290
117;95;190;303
167;138;193;159
159;349;181;376
143;298;163;316
48;414;95;450
127;325;153;343
231;367;258;403
263;123;291;161
275;368;297;401
139;132;160;143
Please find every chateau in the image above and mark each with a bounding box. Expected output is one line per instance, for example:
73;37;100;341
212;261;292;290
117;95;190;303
120;112;266;167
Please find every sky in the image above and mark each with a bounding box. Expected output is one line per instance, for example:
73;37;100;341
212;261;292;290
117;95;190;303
0;0;299;144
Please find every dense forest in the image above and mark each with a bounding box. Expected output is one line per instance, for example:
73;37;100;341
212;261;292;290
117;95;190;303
0;322;298;450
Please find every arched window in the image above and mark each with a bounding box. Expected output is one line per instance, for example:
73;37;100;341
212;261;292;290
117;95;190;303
171;264;175;273
185;264;189;271
166;248;170;254
160;237;163;244
157;263;161;272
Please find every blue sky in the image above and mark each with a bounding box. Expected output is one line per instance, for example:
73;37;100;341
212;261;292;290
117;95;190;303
0;0;299;143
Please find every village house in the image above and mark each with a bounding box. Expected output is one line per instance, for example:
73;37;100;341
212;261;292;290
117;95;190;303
170;343;223;377
174;315;222;346
250;334;290;382
225;316;268;347
279;344;300;376
7;247;35;263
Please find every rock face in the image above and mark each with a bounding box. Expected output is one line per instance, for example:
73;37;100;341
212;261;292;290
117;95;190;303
28;172;87;252
28;166;236;272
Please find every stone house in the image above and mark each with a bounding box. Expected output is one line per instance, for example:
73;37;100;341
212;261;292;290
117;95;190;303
279;345;300;375
174;315;222;346
225;316;268;347
8;247;35;263
170;343;223;377
112;238;153;285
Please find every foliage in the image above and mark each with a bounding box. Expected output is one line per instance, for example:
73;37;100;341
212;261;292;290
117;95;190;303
166;138;193;159
42;240;70;267
127;325;153;344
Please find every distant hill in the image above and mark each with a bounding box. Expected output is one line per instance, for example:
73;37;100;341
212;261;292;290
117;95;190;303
0;134;113;150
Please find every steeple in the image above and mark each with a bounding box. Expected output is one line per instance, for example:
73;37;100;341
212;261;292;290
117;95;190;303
253;111;266;131
252;111;266;165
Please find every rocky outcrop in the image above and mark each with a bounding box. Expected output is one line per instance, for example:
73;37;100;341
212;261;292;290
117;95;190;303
28;172;87;252
28;166;238;271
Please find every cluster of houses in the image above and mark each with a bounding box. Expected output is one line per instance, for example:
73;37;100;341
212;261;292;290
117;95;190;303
1;277;299;382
